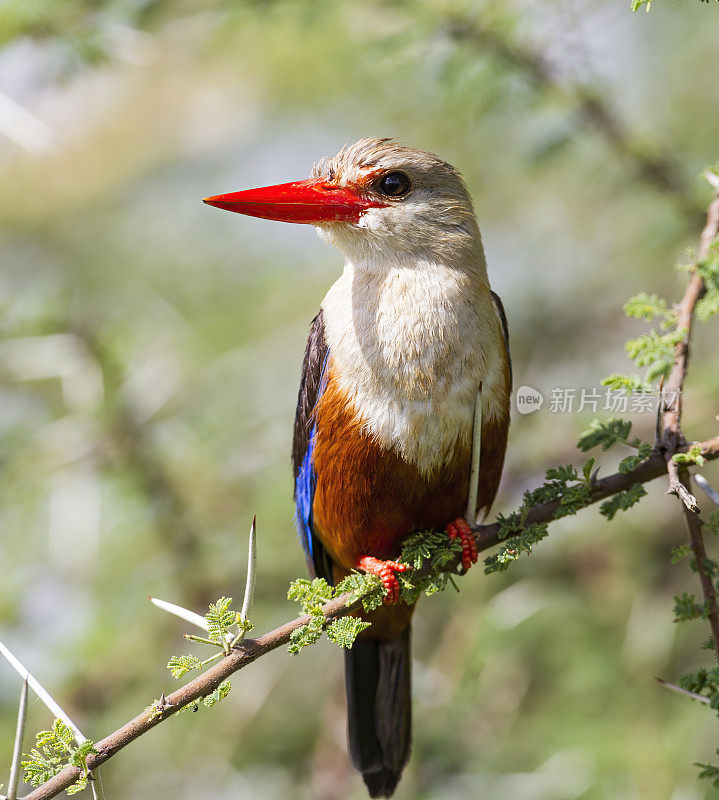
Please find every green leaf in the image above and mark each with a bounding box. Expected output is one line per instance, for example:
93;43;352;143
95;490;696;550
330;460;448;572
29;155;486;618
599;483;646;520
287;578;334;612
326;616;372;648
393;529;464;604
671;444;706;467
484;521;549;574
484;455;599;573
582;456;596;483
168;654;203;679
696;755;719;788
670;543;691;564
601;373;653;393
205;596;236;647
623;292;670;321
286;582;331;654
168;597;251;681
577;418;633;452
678;666;719;699
335;571;386;612
673;592;704;622
625;328;685;382
400;529;461;571
618;441;653;473
287;614;326;655
696;292;719;322
22;720;97;794
203;680;231;708
696;237;719;323
545;464;578;482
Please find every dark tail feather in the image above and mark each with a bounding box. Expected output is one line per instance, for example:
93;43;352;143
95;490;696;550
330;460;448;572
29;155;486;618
344;627;412;798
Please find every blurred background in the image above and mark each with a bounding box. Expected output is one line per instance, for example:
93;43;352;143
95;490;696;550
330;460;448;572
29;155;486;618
1;1;719;798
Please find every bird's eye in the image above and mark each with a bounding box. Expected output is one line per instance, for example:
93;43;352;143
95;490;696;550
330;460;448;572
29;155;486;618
377;171;411;198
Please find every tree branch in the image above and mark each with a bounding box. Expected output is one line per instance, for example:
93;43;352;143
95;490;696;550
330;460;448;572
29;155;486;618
21;433;719;800
657;178;719;663
661;179;719;447
679;466;719;656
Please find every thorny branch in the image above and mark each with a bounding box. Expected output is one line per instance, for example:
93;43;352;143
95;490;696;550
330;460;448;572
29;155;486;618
661;177;719;447
0;643;103;800
678;470;719;661
19;433;719;800
661;174;719;663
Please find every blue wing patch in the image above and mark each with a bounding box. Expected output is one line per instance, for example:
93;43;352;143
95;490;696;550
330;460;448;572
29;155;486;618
295;425;318;559
294;349;329;563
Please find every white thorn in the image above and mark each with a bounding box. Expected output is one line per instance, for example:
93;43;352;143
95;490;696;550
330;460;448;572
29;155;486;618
6;678;28;800
655;676;711;704
241;516;257;627
694;474;719;507
149;597;209;631
150;597;234;644
90;768;106;800
0;639;85;743
465;384;483;523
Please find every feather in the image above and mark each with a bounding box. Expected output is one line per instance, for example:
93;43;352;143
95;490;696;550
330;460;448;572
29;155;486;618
345;629;412;798
292;311;333;582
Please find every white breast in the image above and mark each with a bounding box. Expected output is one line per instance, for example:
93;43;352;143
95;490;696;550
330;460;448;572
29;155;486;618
321;260;508;477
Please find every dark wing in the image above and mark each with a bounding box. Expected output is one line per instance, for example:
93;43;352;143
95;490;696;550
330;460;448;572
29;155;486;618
490;289;512;392
292;310;334;582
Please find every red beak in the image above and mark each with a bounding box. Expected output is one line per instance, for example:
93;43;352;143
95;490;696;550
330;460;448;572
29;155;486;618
203;179;386;225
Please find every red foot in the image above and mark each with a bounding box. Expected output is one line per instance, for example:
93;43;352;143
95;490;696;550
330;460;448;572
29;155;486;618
357;556;408;604
447;518;478;572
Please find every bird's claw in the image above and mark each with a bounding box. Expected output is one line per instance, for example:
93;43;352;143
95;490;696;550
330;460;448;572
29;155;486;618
447;517;478;572
357;556;408;604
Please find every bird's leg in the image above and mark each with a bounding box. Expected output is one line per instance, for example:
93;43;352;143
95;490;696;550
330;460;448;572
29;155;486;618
357;556;408;605
447;518;478;572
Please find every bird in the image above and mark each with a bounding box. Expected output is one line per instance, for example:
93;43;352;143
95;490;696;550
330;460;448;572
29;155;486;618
204;138;511;798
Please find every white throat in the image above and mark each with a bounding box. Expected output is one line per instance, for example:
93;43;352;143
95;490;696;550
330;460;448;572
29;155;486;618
320;255;507;476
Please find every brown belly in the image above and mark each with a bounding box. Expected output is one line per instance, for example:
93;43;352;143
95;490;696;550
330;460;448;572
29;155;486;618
312;367;508;570
311;366;509;641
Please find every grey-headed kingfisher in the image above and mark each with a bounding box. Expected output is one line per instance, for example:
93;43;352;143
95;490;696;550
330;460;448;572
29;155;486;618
204;138;511;798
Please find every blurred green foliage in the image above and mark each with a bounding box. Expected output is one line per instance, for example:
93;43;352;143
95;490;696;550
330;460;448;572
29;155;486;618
1;0;719;798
